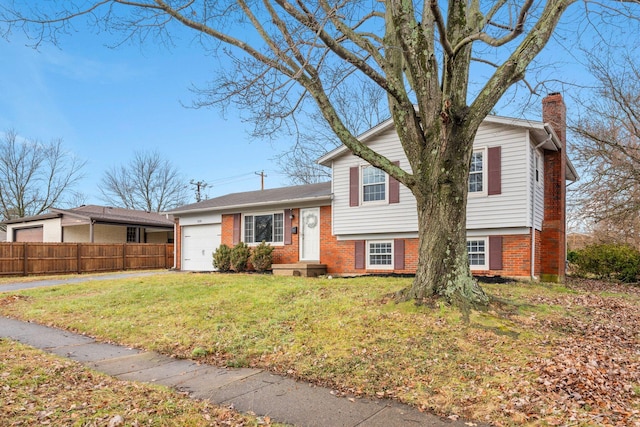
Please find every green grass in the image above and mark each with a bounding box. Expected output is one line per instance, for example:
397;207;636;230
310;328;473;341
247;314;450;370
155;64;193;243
1;272;638;425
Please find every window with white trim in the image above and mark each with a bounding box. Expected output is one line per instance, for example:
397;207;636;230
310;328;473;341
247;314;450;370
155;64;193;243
367;240;393;269
466;239;487;270
468;150;484;193
244;213;284;244
362;166;386;202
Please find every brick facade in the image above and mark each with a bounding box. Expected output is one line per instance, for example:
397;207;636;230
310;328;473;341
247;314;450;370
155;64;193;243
212;206;540;279
540;93;567;282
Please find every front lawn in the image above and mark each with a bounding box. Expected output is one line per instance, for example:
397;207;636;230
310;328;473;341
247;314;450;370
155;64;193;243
0;338;271;426
1;273;638;426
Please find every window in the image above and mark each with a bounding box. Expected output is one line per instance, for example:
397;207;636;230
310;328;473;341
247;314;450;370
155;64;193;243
126;227;138;243
244;213;284;244
362;166;386;202
466;239;487;269
367;241;393;269
469;151;484;193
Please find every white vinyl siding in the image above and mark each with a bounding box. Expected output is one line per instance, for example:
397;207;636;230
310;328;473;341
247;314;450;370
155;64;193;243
332;121;536;236
466;124;531;229
533;148;545;230
332;126;417;235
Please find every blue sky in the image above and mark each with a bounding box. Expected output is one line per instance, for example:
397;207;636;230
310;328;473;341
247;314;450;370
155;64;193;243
0;3;629;208
0;29;293;205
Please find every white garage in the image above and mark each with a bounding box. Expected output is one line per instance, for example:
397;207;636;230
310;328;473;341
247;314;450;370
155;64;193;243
181;223;221;271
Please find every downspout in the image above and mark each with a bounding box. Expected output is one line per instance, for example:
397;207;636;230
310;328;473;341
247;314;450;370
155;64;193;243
531;135;552;280
90;220;95;243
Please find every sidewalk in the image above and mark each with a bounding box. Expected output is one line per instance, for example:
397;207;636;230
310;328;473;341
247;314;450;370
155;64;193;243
0;275;484;427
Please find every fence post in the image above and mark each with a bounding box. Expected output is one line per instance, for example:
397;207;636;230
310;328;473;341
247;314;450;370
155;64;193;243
77;243;82;274
164;243;168;268
23;242;27;276
122;244;127;271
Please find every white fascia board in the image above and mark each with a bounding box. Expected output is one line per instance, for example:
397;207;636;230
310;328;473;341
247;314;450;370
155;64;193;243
317;118;396;166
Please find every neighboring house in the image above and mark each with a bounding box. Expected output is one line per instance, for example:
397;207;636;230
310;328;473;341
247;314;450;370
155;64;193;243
3;205;174;244
0;230;6;242
168;93;578;281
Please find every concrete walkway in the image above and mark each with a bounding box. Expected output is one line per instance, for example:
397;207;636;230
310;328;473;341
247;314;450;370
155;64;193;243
0;274;484;427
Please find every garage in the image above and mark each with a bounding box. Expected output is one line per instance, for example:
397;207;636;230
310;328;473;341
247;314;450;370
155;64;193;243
181;224;221;271
13;227;44;242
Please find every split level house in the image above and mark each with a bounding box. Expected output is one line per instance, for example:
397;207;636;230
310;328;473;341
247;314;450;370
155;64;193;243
168;93;578;282
3;205;174;244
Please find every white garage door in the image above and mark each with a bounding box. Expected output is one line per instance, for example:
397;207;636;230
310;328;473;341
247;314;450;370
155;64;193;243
182;224;221;271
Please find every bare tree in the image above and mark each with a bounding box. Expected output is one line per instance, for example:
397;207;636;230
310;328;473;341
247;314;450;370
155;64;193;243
274;78;388;184
571;48;640;247
0;129;86;223
3;1;638;307
101;150;189;212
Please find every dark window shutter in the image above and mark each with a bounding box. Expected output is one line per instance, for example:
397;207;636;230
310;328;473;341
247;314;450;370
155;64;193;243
389;161;400;204
489;235;503;270
284;209;292;245
488;147;501;195
394;239;405;270
354;240;365;269
232;213;241;245
349;166;359;207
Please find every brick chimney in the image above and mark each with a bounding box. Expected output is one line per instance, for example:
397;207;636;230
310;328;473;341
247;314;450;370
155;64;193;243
540;93;567;282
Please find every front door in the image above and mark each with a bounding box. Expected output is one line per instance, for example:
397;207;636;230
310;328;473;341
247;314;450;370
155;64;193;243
299;208;320;261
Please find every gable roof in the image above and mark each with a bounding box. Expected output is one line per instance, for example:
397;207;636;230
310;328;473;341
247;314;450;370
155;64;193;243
317;114;579;182
168;182;332;215
3;205;174;228
53;205;174;228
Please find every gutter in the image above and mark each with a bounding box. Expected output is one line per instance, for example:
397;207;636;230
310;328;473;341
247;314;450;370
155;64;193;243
168;195;333;216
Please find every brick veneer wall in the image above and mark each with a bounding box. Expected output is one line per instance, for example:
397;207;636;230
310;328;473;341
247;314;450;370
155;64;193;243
214;206;536;278
540;92;567;282
174;206;543;278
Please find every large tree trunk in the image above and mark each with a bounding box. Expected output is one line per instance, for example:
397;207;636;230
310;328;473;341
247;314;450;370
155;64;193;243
402;128;489;309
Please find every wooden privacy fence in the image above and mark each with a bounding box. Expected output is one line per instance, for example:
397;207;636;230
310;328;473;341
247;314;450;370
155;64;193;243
0;243;174;277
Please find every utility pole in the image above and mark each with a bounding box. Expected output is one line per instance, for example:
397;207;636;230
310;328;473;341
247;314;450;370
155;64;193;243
190;179;209;202
255;170;267;190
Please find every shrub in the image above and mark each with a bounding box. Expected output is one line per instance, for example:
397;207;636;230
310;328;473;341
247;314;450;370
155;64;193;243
570;243;640;283
212;244;232;272
251;241;274;272
230;242;251;272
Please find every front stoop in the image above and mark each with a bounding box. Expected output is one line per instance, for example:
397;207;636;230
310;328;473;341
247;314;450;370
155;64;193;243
272;263;327;277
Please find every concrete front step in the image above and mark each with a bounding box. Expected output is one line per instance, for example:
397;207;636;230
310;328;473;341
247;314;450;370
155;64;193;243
272;263;327;277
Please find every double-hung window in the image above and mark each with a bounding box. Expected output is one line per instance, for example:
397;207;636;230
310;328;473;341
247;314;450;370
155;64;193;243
367;241;393;269
466;239;487;269
244;213;284;244
362;166;386;202
469;150;484;193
